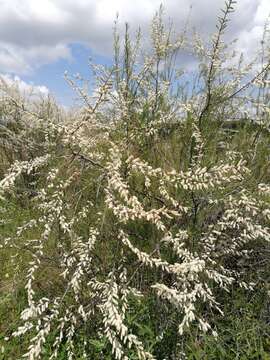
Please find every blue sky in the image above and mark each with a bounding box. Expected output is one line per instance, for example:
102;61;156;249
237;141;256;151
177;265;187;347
0;0;269;106
21;43;112;105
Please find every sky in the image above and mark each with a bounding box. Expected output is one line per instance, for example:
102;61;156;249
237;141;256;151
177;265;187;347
0;0;269;105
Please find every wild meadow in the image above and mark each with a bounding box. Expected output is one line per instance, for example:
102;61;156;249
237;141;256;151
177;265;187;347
0;1;270;359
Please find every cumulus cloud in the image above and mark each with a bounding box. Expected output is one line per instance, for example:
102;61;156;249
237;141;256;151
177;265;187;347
0;0;269;75
0;73;49;96
0;43;71;74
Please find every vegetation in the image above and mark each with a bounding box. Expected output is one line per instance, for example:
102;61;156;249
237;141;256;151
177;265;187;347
0;2;270;359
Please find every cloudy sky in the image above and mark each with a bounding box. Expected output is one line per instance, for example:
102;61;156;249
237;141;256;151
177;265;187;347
0;0;269;105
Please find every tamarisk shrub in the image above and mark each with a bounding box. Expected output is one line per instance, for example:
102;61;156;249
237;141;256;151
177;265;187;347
0;2;269;359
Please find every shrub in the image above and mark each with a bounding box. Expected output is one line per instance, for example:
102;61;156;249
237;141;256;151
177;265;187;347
0;1;269;359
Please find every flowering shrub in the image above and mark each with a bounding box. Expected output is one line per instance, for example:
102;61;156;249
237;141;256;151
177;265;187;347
0;2;269;359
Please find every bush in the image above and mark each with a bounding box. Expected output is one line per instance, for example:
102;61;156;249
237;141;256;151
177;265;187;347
0;1;269;359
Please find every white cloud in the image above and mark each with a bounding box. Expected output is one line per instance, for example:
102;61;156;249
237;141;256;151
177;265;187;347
0;73;49;96
255;0;270;24
0;0;268;75
0;42;71;74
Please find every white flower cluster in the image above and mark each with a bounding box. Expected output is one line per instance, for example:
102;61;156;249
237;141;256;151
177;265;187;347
0;155;50;199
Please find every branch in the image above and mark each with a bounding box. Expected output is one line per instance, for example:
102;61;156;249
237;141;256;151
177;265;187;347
71;150;104;169
220;61;270;104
